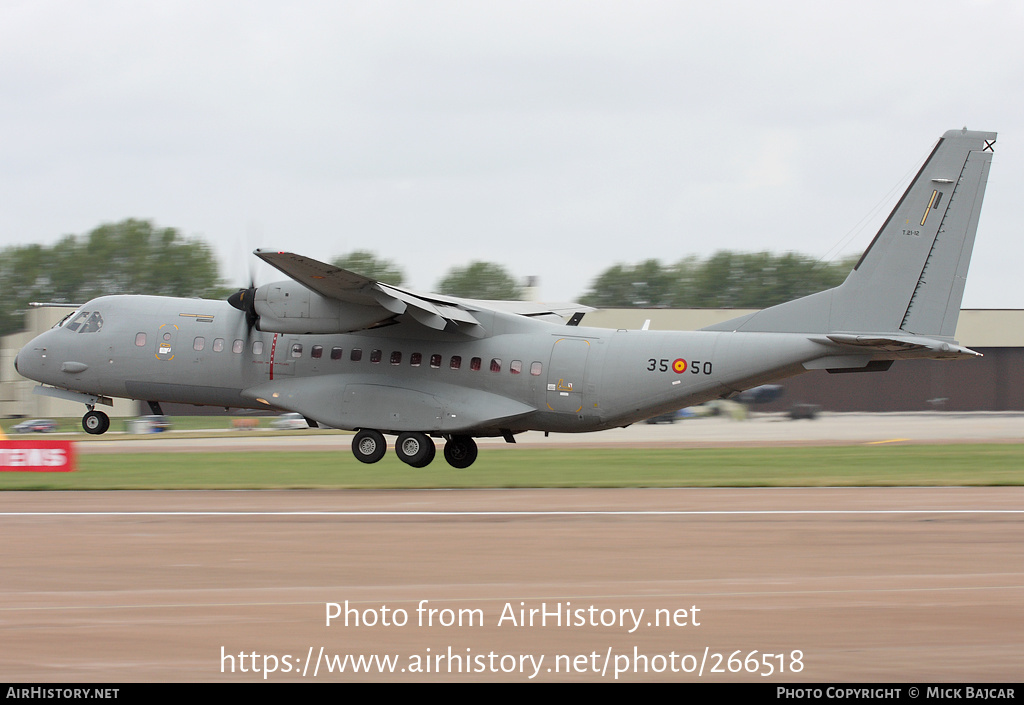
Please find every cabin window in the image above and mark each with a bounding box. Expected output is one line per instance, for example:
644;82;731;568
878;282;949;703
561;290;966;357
233;339;244;354
510;360;522;375
470;357;482;371
135;332;146;347
194;337;205;351
430;354;441;369
331;347;343;360
351;348;362;362
311;345;323;359
490;358;501;373
390;351;402;365
370;349;382;363
450;355;462;370
213;338;225;353
253;341;264;355
291;343;302;358
531;361;543;376
410;352;422;366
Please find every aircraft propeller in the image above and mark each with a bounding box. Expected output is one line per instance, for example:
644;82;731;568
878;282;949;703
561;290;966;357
227;246;266;334
227;284;259;333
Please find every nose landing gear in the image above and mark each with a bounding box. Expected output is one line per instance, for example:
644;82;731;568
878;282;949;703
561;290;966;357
82;409;110;435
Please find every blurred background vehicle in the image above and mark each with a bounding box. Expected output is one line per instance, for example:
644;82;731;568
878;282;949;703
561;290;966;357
12;419;57;433
644;385;786;424
128;415;172;434
271;413;309;430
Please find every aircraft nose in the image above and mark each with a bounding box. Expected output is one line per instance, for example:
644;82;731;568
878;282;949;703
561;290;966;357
14;335;49;383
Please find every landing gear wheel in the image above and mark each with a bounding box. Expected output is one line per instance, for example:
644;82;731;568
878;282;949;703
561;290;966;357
409;441;435;468
395;432;435;467
82;410;110;435
443;435;478;469
352;429;387;464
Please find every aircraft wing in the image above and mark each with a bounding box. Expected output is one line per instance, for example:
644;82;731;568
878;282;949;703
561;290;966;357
255;249;589;335
255;250;382;305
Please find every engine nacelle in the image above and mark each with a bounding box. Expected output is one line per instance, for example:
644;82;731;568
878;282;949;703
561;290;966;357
252;280;393;334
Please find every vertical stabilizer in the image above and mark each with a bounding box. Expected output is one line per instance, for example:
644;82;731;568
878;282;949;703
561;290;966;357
703;129;995;337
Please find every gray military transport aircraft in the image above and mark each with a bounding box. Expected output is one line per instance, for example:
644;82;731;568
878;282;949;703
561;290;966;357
14;128;996;468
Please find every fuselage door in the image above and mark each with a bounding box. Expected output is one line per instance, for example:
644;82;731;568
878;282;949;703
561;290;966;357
268;335;299;377
546;337;590;413
155;324;178;362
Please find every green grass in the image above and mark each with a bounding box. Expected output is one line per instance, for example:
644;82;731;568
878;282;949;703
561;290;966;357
1;444;1022;490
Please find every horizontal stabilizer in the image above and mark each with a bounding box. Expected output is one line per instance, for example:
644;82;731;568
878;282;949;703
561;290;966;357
823;333;982;359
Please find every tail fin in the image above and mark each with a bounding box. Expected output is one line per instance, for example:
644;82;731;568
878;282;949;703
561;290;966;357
704;128;996;338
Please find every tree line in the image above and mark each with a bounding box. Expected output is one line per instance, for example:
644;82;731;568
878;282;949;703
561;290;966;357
577;252;857;309
0;219;226;336
1;218;856;336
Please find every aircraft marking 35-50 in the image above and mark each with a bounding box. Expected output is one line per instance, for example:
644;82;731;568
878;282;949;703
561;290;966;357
15;129;996;468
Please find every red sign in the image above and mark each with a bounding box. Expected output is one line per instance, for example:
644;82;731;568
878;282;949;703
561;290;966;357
0;441;76;472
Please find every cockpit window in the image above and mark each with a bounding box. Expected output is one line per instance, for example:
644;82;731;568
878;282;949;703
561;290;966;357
64;311;90;332
82;312;103;333
54;311;77;329
64;311;103;333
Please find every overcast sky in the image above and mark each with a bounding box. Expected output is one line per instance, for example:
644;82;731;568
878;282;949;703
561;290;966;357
3;0;1022;307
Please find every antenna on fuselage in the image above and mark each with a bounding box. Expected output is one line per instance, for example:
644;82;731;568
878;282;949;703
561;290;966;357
566;311;585;326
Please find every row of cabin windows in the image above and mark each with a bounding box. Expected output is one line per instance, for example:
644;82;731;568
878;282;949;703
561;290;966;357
135;333;543;376
136;333;246;354
135;332;244;350
290;343;543;376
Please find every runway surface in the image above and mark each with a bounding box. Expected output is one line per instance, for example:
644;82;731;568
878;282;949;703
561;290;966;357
2;487;1022;682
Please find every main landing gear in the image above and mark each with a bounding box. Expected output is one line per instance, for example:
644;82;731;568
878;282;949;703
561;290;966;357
350;430;478;469
82;409;110;435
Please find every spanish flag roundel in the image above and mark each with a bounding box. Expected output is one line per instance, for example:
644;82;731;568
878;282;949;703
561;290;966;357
672;358;687;373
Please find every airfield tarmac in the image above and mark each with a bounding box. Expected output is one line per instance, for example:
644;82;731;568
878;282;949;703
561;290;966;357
2;412;1022;682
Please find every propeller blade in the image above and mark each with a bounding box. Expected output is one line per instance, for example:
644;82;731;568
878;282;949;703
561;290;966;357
227;286;259;332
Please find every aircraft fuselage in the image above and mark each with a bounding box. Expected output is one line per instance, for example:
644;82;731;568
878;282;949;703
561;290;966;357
16;294;824;436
